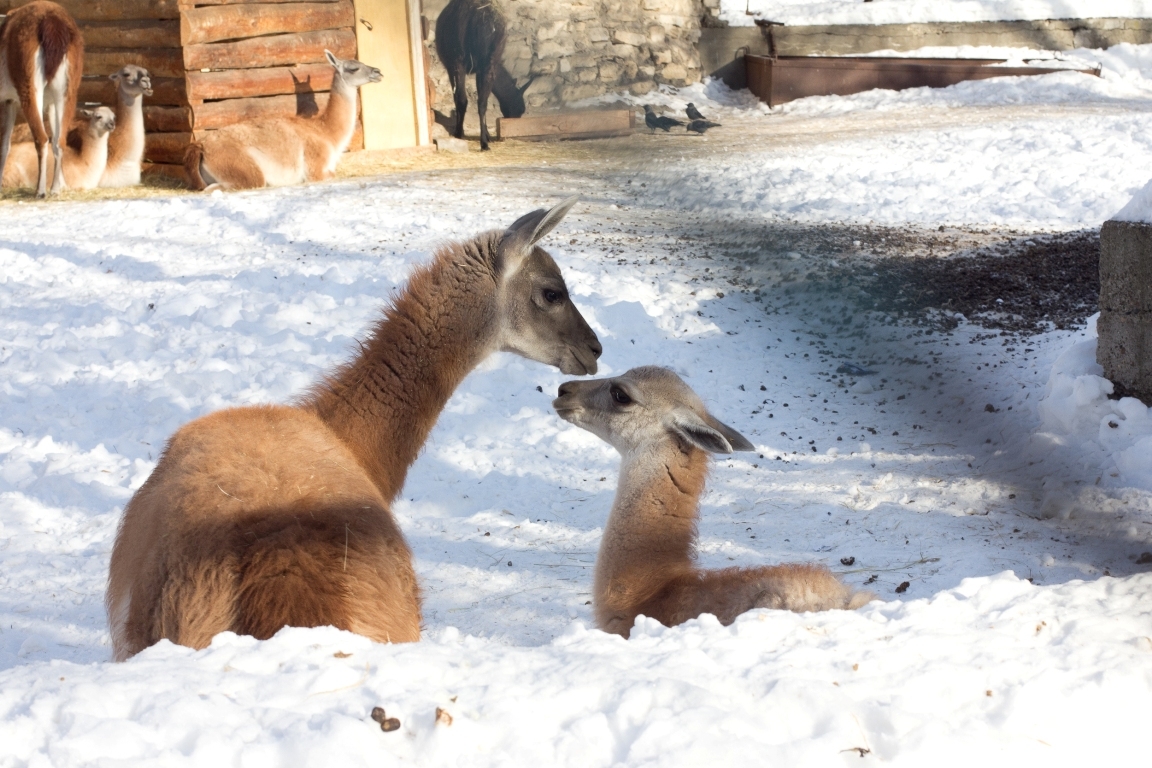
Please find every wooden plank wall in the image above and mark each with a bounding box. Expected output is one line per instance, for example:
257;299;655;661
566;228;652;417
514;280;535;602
0;0;361;180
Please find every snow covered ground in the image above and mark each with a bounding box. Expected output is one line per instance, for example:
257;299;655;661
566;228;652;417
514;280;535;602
721;0;1152;27
2;45;1152;767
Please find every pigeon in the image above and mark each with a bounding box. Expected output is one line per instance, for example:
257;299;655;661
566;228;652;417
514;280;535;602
686;102;707;121
686;119;721;134
643;104;684;132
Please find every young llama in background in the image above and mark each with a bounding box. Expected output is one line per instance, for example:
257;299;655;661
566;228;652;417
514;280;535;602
2;106;114;191
554;366;875;638
185;50;379;191
0;0;83;197
106;198;602;660
99;64;151;187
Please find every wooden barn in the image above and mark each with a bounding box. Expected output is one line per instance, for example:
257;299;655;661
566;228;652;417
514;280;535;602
0;0;432;180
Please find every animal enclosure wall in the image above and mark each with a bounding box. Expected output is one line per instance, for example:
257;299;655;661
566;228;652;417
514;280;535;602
0;0;430;179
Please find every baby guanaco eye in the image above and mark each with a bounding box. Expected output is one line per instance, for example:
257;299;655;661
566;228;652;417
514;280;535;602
611;387;631;405
543;289;561;303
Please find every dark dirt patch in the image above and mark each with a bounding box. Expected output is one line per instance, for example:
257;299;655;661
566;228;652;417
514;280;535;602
816;230;1099;335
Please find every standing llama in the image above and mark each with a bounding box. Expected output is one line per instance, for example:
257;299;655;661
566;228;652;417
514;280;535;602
0;1;83;197
99;64;151;187
435;0;533;151
185;50;380;191
2;106;114;191
553;366;874;638
106;197;603;660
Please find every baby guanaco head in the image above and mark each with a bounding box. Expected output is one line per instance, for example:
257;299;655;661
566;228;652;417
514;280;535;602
553;366;755;456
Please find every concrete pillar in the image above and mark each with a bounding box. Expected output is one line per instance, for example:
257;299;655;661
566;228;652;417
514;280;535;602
1098;220;1152;403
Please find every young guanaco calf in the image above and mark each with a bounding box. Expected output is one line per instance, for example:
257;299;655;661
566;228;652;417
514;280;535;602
1;106;114;191
185;50;380;191
553;366;874;638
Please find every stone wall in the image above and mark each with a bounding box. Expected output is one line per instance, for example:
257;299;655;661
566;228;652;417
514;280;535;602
1099;220;1152;404
424;0;707;118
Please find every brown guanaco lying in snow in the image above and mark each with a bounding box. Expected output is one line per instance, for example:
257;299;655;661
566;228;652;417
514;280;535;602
106;197;602;660
184;50;380;191
553;366;875;638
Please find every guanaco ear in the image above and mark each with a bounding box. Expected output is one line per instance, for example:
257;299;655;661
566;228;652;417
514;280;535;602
109;71;122;82
666;408;734;454
324;49;340;68
77;108;94;119
706;414;756;452
498;195;578;274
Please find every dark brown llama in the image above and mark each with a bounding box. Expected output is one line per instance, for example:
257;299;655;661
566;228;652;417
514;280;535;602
106;198;602;660
554;367;875;638
435;0;533;151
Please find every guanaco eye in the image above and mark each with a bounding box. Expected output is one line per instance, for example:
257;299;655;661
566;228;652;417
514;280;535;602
611;387;631;405
543;289;561;303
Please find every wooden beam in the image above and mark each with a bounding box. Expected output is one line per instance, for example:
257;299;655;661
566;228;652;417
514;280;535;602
0;1;183;21
144;132;193;165
496;110;636;141
193;92;332;130
80;20;181;50
181;1;354;46
178;0;341;6
87;48;186;79
183;27;356;71
79;76;188;108
146;105;194;133
186;63;334;102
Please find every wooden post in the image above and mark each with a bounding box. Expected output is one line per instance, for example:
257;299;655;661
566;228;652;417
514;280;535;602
353;0;428;149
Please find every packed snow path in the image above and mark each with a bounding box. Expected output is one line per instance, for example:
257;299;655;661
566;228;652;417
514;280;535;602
2;62;1152;764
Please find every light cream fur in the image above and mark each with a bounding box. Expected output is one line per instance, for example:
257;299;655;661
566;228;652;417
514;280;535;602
2;105;114;190
554;366;875;638
100;64;151;187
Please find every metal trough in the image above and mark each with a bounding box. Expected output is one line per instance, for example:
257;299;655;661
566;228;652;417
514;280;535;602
745;54;1099;107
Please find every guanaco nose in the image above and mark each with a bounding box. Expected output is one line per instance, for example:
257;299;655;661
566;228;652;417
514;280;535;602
587;337;603;360
557;382;576;398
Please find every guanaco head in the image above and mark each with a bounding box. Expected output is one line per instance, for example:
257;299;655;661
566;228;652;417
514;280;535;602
554;366;755;456
325;49;383;89
77;107;116;139
495;197;602;376
110;65;152;98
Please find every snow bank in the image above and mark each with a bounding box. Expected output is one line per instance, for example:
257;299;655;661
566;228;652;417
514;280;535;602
721;0;1152;27
1;572;1150;766
1036;315;1152;492
1113;177;1152;222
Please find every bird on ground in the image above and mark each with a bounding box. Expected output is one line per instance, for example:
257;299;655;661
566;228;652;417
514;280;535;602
643;105;684;133
687;119;722;134
686;102;707;121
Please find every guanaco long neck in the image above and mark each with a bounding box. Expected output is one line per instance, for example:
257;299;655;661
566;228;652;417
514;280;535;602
306;233;503;501
106;89;144;175
594;443;710;602
318;76;359;151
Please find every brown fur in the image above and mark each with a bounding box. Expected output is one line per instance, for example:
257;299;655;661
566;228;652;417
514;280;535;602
553;367;875;638
0;1;83;197
185;50;380;191
106;200;602;660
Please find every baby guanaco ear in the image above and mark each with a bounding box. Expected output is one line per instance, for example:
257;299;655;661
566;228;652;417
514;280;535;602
324;49;340;68
667;408;734;454
707;414;756;452
498;196;578;274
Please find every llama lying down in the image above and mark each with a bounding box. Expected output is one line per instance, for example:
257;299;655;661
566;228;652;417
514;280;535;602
553;366;874;638
106;197;602;660
184;50;380;191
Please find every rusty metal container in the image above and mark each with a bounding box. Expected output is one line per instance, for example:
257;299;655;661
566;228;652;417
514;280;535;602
745;54;1099;107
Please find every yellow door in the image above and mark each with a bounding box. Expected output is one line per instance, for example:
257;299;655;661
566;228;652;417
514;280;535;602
353;0;429;149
